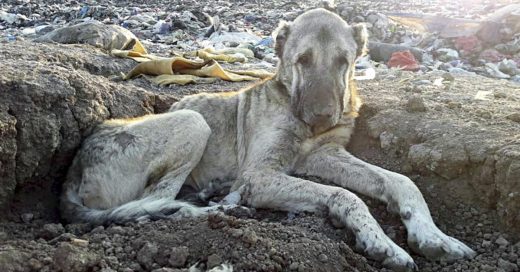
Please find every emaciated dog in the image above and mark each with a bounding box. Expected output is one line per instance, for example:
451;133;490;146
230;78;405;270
61;8;476;270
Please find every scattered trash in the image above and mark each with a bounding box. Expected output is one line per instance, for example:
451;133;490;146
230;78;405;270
0;0;518;82
387;50;420;71
369;42;423;62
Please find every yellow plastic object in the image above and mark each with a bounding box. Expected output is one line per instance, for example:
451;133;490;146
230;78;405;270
112;37;272;86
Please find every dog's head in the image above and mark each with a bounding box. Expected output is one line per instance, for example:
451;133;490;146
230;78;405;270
274;8;367;134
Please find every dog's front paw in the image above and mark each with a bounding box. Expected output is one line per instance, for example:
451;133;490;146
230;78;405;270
356;232;417;271
407;217;476;261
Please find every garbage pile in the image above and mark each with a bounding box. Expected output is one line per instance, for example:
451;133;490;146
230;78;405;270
1;0;519;83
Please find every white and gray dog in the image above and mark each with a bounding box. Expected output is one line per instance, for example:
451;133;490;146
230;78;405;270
61;8;476;270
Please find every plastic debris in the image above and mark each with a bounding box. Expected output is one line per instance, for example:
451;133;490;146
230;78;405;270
387;50;420;71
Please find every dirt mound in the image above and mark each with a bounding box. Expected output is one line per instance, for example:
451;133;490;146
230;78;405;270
0;41;178;217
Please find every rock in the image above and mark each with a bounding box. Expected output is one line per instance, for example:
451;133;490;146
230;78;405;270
39;223;65;240
137;242;158;270
151;269;177;272
168;246;189;268
0;11;28;25
207;253;222;269
498;59;520;76
0;41;167;212
442;72;455;82
477;21;503;44
482;240;492;248
496;43;520;55
53;243;100;272
480;49;507;63
498;258;518;272
436;48;459;62
20;213;34;223
485;63;511;79
318;253;328;262
241;229;258;245
405;96;427;112
35;21;139;51
207;31;262;47
28;258;43;270
506;113;520;123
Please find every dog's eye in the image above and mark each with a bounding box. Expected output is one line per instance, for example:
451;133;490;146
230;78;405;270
297;54;312;65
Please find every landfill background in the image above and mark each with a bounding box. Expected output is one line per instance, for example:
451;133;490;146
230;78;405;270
1;0;520;271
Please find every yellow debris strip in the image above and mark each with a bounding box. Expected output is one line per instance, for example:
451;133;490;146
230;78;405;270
111;38;274;86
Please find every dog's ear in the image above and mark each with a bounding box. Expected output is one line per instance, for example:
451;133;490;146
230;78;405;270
273;21;291;58
352;23;368;58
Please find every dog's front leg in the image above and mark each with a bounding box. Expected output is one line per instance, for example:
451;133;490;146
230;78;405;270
238;170;416;270
295;144;476;262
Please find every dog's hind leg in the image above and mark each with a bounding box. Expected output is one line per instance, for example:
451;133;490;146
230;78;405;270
294;144;476;262
61;110;211;224
238;171;416;271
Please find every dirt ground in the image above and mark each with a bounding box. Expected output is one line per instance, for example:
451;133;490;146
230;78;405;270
1;0;520;271
1;54;519;271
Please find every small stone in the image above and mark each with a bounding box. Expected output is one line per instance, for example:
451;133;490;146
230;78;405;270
137;242;158;270
107;226;125;235
168;246;189;268
506;113;520;123
90;226;105;233
151;269;176;272
482;240;492;248
318;253;328;262
28;258;43;270
40;223;65;240
442;72;455;82
242;229;258;245
53;243;100;272
498;258;518;272
447;101;462;109
405;96;427;112
230;228;243;238
436;48;459;62
496;236;510;247
206;253;222;269
20;213;34;223
289;262;299;270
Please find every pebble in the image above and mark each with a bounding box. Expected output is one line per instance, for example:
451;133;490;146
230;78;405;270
20;213;34;223
39;223;65;240
137;242;158;270
206;253;222;269
318;253;328;262
482;240;492;248
496;236;510;247
405;96;427;112
498;258;518;272
168;246;188;268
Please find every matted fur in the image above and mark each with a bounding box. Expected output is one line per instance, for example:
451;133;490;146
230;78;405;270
61;9;475;270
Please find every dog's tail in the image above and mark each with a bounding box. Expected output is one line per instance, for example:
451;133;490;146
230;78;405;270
60;154;208;225
60;188;206;225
